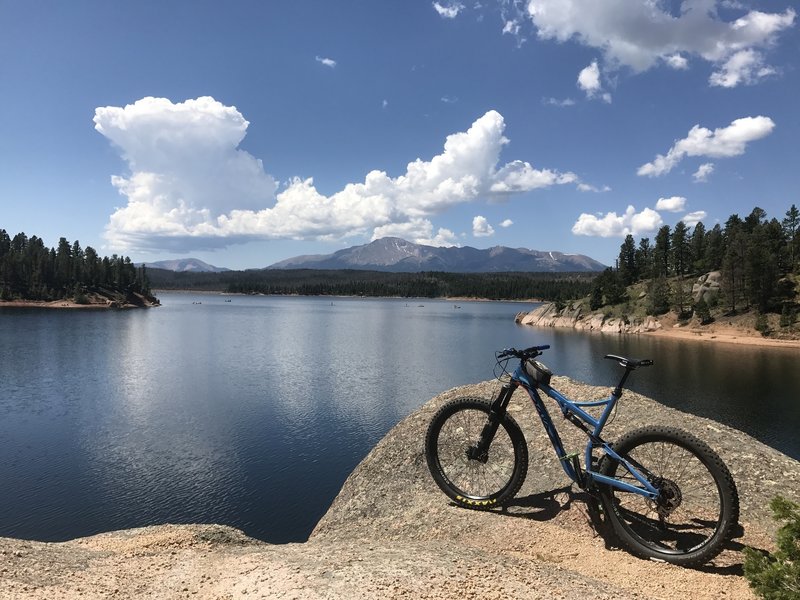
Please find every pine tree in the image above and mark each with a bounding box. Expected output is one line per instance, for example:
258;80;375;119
618;234;637;285
671;221;691;276
653;225;671;277
635;237;653;280
783;204;799;272
690;221;706;273
704;224;725;271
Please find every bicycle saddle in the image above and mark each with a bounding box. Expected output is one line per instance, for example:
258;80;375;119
604;354;654;369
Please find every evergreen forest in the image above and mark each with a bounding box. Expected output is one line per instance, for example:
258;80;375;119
591;205;799;328
0;229;152;303
146;268;596;302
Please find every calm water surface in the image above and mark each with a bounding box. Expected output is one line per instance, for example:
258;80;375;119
1;291;797;543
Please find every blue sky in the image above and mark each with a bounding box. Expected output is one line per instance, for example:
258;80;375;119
1;1;797;269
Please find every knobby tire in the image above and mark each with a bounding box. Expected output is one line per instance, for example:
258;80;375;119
599;425;739;567
425;397;528;509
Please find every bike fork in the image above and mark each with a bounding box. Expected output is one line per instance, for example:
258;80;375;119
470;383;516;459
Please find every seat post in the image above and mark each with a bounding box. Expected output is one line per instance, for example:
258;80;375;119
613;367;634;398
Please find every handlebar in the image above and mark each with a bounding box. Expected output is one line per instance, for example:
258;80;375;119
497;345;550;360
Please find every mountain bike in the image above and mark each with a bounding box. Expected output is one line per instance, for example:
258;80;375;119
424;345;739;567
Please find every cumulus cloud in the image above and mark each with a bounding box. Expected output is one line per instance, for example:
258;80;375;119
433;1;464;19
655;196;687;212
577;61;611;102
693;162;715;182
523;1;795;87
709;49;776;87
502;19;521;36
315;56;337;68
500;219;514;228
637;115;775;177
372;218;458;247
664;54;689;70
683;211;708;227
96;98;579;253
572;206;663;238
472;215;495;237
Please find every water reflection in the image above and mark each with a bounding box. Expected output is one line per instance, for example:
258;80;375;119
0;293;797;545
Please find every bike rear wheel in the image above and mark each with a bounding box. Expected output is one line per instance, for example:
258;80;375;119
425;397;527;509
599;426;739;567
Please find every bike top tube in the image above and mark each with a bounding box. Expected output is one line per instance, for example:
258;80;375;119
496;344;660;498
497;344;653;438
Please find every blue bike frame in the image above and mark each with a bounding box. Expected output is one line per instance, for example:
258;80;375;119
497;363;659;501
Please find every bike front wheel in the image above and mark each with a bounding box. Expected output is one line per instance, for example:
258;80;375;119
599;426;739;567
425;397;528;509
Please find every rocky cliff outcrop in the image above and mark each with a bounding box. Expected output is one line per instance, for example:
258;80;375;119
516;302;662;333
2;380;798;599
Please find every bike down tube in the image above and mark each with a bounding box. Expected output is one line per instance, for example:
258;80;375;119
514;370;579;483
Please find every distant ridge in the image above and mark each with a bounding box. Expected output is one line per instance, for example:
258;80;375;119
140;258;230;273
268;237;606;273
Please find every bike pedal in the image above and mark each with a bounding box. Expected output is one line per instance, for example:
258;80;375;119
558;451;580;461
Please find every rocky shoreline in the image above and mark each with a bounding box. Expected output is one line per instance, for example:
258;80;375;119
0;291;160;310
516;301;800;349
2;379;798;599
516;301;663;334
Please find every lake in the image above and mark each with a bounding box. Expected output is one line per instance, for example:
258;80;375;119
1;291;798;544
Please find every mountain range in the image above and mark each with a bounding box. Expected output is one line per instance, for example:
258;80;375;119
267;237;605;273
141;238;606;273
140;258;230;273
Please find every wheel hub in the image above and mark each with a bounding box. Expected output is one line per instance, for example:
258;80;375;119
653;477;682;517
465;445;489;463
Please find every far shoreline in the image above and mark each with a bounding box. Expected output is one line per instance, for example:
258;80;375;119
643;324;800;349
7;292;798;351
0;298;159;310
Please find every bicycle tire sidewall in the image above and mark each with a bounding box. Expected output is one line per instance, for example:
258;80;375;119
425;397;528;508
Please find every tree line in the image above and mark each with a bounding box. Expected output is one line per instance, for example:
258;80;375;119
0;229;151;302
147;267;597;301
592;204;799;319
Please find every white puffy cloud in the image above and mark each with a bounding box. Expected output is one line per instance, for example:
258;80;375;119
577;61;611;102
472;215;495;237
502;19;521;36
500;219;514;228
577;61;601;93
655;196;687;212
664;54;689;70
490;160;577;193
433;1;464;19
372;218;458;247
709;49;776;87
523;1;795;87
572;206;663;238
693;162;715;182
315;56;337;68
683;211;708;226
96;98;579;253
637;115;775;177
